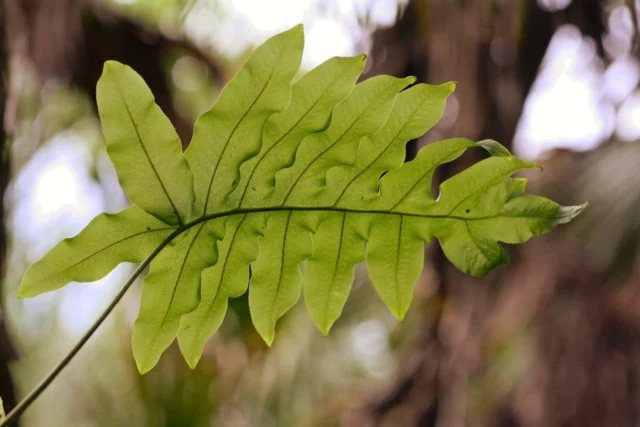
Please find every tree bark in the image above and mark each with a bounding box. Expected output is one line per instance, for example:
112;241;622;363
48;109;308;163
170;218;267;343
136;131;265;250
3;0;222;147
353;1;614;426
0;0;19;422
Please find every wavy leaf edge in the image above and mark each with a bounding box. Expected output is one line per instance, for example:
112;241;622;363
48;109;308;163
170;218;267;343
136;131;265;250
18;24;585;373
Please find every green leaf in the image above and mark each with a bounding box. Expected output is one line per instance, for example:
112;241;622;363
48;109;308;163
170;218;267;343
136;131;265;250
132;221;221;373
300;82;455;331
177;54;365;359
326;82;456;206
177;214;265;367
302;83;456;326
232;54;366;208
97;62;195;226
270;74;416;206
303;211;366;334
430;177;581;276
19;206;175;298
186;24;304;215
20;25;585;373
249;211;314;345
246;74;414;342
366;214;425;320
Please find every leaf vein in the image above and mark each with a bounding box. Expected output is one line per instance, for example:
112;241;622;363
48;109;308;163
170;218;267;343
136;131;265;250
148;222;206;361
238;62;355;206
394;216;403;315
333;96;432;205
321;211;347;328
281;91;386;204
203;67;276;213
388;148;468;211
195;214;248;344
268;211;293;325
60;228;175;274
113;82;183;226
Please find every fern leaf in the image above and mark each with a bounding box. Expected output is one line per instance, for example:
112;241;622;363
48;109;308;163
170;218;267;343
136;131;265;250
186;25;304;215
245;74;415;342
303;211;367;334
249;211;316;344
18;25;585;373
19;206;176;298
132;221;221;373
96;62;195;226
270;75;415;206
302;83;457;327
177;214;265;367
231;54;366;208
178;54;365;363
325;82;456;206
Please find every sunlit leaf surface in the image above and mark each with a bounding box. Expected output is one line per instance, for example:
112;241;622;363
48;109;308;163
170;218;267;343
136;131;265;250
19;25;584;373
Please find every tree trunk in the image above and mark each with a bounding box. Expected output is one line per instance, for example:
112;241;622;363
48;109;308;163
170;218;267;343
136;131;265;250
352;1;625;426
0;0;19;421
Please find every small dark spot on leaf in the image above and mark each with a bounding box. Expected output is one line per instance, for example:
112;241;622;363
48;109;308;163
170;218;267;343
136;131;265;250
146;227;151;231
465;209;470;213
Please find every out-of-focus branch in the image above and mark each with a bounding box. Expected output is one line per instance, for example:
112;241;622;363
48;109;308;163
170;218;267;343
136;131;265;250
0;0;19;423
4;0;223;147
354;1;608;426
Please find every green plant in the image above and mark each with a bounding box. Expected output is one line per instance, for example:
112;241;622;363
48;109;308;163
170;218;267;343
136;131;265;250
3;24;583;425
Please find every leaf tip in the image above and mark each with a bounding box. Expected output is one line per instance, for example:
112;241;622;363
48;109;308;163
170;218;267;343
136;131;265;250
285;23;305;41
351;53;367;68
135;360;154;375
17;272;39;299
405;76;418;86
101;60;124;76
392;306;408;322
318;322;333;337
441;81;457;95
133;332;161;375
177;337;202;370
185;356;199;370
554;203;587;225
258;329;275;347
17;286;31;299
476;139;512;157
527;161;542;170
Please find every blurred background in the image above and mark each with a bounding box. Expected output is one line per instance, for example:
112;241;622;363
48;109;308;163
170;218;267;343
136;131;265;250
1;0;640;426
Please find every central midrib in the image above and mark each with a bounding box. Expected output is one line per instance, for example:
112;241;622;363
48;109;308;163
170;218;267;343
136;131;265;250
176;204;566;233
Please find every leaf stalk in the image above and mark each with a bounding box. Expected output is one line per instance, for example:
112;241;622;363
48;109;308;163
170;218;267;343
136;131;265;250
0;229;182;427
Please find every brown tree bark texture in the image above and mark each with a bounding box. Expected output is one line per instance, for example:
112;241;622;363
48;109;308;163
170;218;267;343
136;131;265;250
349;1;640;427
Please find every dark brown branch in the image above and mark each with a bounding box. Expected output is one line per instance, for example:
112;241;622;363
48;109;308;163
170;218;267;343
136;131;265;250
0;0;19;422
4;0;223;147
